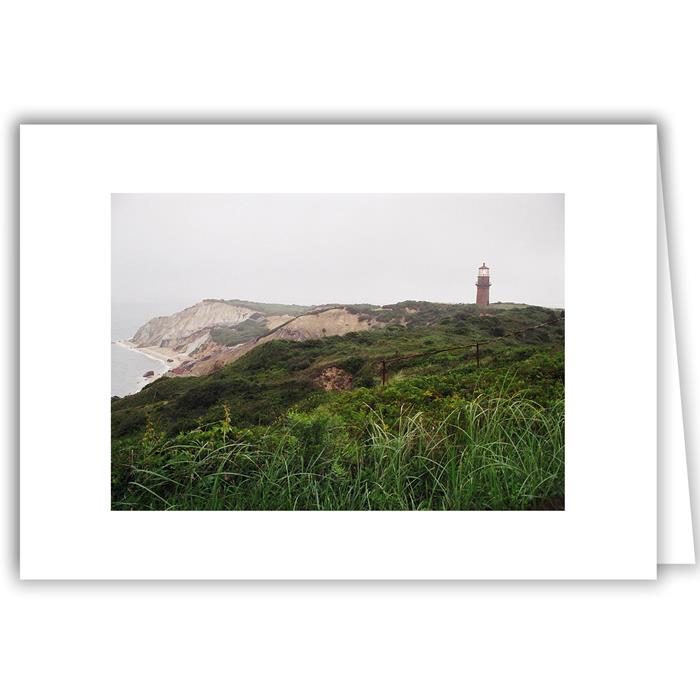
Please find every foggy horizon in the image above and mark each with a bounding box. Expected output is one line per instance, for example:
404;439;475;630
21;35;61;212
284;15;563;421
112;193;564;311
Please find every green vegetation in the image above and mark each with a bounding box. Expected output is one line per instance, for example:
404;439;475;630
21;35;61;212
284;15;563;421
112;302;564;511
220;299;315;316
209;316;269;346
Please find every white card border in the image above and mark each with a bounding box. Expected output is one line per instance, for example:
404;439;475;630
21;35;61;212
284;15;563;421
20;124;657;579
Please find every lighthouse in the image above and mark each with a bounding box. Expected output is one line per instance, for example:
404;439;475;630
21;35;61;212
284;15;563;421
475;262;491;306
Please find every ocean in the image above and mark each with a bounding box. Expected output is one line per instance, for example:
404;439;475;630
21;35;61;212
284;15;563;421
111;300;189;397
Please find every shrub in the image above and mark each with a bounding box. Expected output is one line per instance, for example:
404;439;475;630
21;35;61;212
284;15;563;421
338;356;366;376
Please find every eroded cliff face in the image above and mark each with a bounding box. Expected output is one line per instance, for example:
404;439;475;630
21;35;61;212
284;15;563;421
170;306;383;377
271;307;377;341
131;300;256;350
129;299;388;379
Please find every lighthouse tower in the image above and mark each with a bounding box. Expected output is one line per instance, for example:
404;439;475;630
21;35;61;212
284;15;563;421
475;262;491;306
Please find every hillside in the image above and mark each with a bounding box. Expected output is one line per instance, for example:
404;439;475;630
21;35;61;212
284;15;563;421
112;301;564;511
114;300;563;433
170;305;386;377
125;297;553;379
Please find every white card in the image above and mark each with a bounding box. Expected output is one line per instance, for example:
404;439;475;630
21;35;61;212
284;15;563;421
20;125;662;579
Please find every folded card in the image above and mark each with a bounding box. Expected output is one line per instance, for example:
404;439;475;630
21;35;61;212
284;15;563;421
19;124;678;579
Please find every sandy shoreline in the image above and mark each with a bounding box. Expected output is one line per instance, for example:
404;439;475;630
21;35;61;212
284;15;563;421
115;339;191;381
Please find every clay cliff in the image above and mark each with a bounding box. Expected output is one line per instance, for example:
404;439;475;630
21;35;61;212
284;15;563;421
170;306;384;377
131;300;257;351
128;298;385;378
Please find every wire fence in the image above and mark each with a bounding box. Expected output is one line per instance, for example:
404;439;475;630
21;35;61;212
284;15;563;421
377;314;564;385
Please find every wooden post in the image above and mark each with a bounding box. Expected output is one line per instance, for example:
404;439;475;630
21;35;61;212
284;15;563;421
381;359;387;386
476;343;480;368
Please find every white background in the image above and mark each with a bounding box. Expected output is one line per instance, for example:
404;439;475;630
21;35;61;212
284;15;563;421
2;1;698;698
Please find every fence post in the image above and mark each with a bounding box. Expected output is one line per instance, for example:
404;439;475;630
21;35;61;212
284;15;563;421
476;343;480;368
381;359;387;386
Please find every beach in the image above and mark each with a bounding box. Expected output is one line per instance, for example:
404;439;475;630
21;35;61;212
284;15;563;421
112;340;191;396
116;340;191;367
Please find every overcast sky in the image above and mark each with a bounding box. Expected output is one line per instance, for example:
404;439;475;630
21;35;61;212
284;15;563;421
112;193;564;309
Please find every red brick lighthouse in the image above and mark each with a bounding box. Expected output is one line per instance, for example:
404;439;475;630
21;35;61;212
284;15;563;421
475;262;491;306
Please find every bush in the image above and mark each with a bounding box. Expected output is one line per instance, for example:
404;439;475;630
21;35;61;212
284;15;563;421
338;356;365;376
175;380;228;411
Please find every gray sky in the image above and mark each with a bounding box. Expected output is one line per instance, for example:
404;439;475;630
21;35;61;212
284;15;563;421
112;193;564;308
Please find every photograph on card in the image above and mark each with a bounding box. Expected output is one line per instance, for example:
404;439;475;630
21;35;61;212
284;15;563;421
111;193;564;511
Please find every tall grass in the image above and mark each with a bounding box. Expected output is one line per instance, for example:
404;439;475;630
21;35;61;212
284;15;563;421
112;393;564;511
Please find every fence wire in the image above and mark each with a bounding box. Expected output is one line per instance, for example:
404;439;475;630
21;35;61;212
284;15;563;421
378;315;564;385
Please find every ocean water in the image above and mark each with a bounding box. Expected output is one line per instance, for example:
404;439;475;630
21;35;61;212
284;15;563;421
111;343;164;398
111;300;189;397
